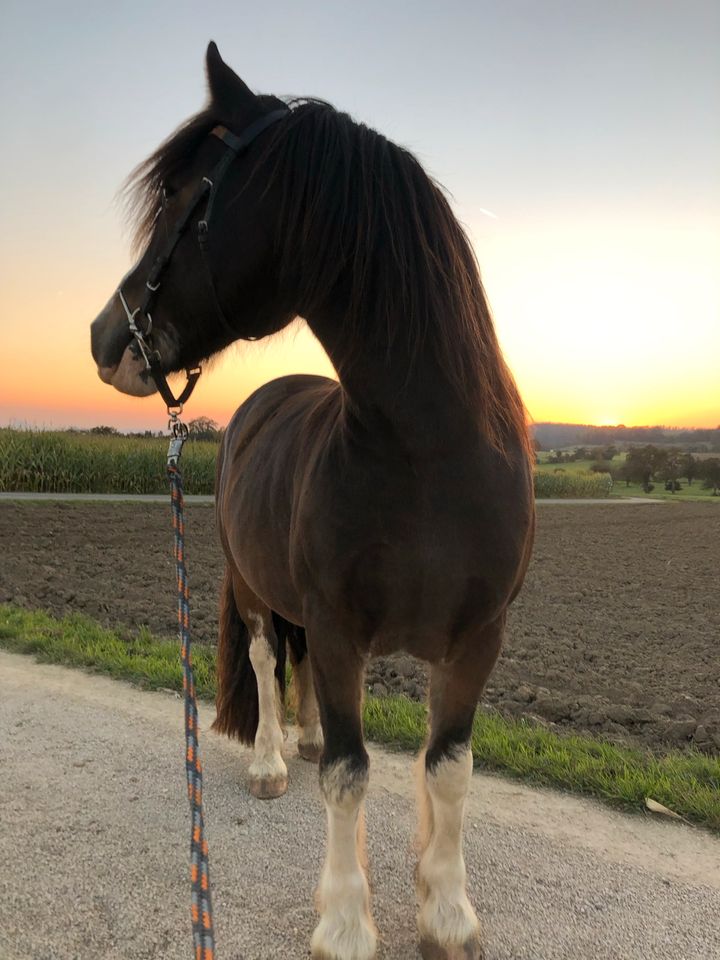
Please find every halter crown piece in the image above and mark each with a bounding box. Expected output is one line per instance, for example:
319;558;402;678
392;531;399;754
117;108;289;415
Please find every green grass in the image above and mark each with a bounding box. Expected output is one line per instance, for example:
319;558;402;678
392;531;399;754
0;428;218;495
2;603;718;831
0;603;217;698
608;480;718;503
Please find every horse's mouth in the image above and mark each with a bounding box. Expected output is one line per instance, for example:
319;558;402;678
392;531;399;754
96;343;158;398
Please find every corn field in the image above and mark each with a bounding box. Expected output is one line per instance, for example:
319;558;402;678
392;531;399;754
0;429;611;498
0;429;217;495
534;470;612;498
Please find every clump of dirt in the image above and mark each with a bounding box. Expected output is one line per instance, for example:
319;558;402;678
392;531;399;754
1;500;718;754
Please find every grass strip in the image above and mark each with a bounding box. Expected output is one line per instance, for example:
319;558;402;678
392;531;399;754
2;603;718;831
0;604;216;700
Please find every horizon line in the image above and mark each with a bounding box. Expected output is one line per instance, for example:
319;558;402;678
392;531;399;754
3;419;718;434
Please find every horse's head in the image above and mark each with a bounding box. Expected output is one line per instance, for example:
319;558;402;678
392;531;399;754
90;42;294;400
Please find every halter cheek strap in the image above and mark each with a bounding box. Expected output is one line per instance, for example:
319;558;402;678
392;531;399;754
117;107;289;413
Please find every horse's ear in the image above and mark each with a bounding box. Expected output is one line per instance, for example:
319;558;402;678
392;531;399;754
206;41;256;111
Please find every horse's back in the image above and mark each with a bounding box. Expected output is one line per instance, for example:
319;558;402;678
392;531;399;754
221;374;336;450
218;373;337;479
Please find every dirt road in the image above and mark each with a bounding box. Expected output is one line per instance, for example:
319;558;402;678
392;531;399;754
2;651;718;960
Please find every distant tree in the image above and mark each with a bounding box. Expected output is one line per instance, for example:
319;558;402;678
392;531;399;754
90;425;118;435
625;445;667;493
601;445;617;461
700;458;720;496
611;462;631;486
681;453;698;486
659;454;682;493
624;447;652;490
187;417;221;441
590;461;612;474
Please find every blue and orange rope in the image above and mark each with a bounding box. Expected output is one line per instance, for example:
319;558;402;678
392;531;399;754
168;455;216;960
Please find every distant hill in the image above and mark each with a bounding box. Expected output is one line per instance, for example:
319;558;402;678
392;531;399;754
532;422;720;453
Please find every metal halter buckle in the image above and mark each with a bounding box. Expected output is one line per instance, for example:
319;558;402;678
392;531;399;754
118;288;154;370
167;416;189;467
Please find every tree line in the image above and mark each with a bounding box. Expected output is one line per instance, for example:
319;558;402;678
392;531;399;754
615;447;720;494
535;423;720;452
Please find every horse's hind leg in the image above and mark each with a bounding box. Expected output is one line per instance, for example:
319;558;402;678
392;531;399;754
286;624;324;762
416;618;504;960
214;568;288;799
306;614;376;960
246;606;288;799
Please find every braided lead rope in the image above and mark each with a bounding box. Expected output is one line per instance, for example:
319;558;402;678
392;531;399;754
168;458;216;960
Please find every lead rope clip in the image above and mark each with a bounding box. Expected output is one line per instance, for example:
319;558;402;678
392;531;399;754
167;415;189;467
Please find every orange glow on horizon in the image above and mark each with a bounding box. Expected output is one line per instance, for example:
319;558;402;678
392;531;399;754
1;212;718;433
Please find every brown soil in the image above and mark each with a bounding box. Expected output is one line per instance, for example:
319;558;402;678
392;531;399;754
1;501;717;753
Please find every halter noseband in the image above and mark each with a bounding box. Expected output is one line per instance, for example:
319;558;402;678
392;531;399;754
117;108;289;414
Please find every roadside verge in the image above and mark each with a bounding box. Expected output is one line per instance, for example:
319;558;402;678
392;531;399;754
1;602;717;832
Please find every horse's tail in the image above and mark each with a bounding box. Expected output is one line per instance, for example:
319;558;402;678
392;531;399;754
212;567;287;745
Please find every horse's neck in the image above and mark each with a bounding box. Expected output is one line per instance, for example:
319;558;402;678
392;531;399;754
308;314;477;454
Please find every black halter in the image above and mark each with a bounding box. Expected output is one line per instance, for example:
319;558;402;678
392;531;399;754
117;108;289;413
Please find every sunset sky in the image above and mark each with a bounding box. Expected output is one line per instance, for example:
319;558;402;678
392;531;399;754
1;1;718;431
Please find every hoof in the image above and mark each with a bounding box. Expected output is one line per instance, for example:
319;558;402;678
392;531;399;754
420;934;484;960
298;740;323;763
249;775;288;800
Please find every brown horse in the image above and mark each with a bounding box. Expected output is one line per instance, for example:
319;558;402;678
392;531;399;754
91;42;534;960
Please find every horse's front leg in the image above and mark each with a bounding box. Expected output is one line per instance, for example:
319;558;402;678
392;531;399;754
416;619;504;960
306;610;376;960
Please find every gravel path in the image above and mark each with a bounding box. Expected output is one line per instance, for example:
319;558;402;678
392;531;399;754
2;651;718;960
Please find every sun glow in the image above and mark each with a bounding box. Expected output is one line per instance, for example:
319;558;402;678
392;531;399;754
1;154;718;435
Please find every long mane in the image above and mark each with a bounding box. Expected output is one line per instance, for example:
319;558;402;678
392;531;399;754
264;102;531;459
124;99;531;460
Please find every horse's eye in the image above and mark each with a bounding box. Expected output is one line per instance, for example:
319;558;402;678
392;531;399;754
162;185;176;204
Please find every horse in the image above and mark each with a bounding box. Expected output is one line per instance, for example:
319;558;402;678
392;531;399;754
90;42;535;960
